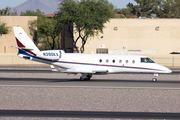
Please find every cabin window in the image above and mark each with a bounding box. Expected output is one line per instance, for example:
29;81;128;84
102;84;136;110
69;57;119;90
99;59;102;63
141;58;155;63
106;59;109;63
126;60;128;63
112;60;115;63
132;60;135;64
119;60;122;63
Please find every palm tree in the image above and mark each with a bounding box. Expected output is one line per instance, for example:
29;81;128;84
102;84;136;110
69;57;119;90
2;9;5;15
5;7;11;15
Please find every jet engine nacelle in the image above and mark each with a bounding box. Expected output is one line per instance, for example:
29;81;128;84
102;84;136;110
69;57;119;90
36;50;64;61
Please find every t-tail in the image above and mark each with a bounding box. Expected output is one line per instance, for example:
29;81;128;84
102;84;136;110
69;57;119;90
13;26;40;59
13;26;64;62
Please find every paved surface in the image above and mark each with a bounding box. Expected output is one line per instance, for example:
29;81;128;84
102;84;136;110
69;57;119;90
0;68;180;118
0;69;180;89
1;77;180;89
0;110;180;119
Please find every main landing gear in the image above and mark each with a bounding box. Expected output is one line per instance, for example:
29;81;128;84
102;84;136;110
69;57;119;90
152;73;158;82
80;74;92;81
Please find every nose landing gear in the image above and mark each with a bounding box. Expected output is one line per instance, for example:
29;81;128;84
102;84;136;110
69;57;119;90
152;73;158;82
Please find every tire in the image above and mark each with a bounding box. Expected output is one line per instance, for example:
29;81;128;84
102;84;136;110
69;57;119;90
80;76;85;81
152;78;157;82
80;75;92;81
86;76;90;80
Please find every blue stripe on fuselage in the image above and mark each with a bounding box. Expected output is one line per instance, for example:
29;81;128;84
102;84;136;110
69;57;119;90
18;48;34;57
18;48;52;62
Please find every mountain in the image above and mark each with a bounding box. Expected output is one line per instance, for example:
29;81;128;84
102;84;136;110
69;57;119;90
12;0;61;15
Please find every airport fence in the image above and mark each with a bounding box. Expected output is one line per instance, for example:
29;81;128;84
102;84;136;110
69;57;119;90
151;56;180;69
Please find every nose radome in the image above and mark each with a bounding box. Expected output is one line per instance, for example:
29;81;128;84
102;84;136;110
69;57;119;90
164;67;172;73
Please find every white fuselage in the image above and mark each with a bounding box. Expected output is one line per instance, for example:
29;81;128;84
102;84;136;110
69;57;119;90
20;53;172;74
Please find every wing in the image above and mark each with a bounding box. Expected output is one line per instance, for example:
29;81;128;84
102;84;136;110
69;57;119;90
60;69;108;74
50;65;108;74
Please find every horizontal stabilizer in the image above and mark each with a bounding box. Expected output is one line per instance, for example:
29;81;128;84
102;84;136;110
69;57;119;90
10;46;34;50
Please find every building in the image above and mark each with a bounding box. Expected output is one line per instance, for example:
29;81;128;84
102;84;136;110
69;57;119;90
0;16;37;53
1;16;180;67
75;18;180;67
0;16;40;65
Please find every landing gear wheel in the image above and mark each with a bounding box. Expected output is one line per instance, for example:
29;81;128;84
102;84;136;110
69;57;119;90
152;73;158;82
86;74;92;80
80;76;85;81
86;76;90;80
152;78;157;82
80;74;92;81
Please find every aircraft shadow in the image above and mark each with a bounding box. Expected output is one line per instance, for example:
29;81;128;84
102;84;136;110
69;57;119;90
0;77;180;84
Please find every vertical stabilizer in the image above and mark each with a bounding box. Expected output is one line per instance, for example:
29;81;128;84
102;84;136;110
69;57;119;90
13;26;40;56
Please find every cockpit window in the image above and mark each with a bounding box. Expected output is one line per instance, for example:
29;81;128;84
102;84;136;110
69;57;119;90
141;58;155;63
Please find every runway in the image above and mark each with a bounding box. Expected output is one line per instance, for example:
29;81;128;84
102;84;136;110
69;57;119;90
1;110;180;119
0;69;180;89
1;78;180;89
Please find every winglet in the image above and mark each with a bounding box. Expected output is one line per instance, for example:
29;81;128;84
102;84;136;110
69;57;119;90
50;65;57;72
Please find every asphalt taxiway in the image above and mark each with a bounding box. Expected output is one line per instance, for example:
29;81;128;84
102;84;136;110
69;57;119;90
1;77;180;89
0;69;180;89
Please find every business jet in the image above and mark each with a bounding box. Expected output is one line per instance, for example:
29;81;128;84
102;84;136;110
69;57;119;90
12;26;172;82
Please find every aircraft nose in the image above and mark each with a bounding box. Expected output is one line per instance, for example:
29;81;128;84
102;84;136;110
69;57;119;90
164;67;172;73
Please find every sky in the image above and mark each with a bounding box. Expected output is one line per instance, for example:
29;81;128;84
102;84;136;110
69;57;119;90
0;0;136;10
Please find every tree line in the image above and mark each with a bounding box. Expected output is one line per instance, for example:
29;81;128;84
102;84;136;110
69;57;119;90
114;0;180;18
0;7;18;16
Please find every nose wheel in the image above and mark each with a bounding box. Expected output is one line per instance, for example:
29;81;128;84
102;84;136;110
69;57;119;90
152;73;158;82
152;78;157;82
